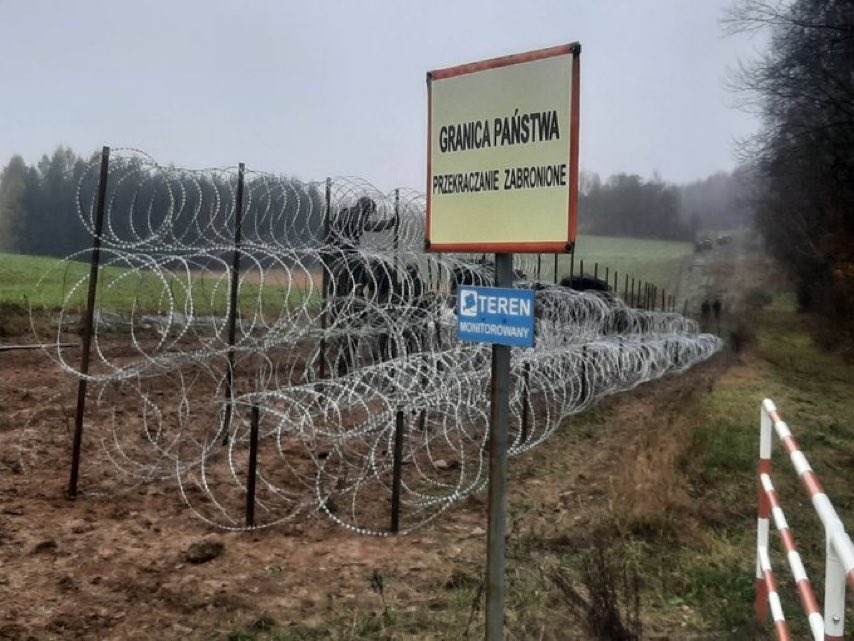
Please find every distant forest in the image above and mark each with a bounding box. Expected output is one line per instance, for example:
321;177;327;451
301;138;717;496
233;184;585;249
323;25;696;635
579;168;755;240
0;148;323;258
0;146;755;258
0;148;95;258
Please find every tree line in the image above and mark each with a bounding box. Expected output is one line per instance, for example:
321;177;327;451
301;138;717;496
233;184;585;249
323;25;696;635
0;148;323;258
0;146;755;259
579;168;754;240
728;0;854;339
0;147;94;257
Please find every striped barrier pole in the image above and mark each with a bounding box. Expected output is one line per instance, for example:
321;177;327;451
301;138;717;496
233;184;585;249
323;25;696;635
756;401;773;623
760;472;823;639
760;399;854;640
758;546;792;641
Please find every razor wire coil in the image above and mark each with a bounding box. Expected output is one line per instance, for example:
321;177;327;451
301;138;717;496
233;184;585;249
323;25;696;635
28;150;722;534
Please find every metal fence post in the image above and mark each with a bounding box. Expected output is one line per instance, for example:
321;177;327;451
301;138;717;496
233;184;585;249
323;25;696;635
394;189;401;291
222;162;246;444
390;409;406;533
436;254;444;349
246;404;260;527
520;361;531;444
580;345;589;402
824;535;846;640
319;178;331;382
68;145;110;498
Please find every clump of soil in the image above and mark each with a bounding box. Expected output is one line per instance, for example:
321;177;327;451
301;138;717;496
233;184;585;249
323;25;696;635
184;540;224;564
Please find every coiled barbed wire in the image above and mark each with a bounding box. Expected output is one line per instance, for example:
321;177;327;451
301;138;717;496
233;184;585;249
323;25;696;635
30;150;721;534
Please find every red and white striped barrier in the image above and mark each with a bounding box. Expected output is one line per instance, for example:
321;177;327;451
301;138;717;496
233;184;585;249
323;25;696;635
756;399;854;641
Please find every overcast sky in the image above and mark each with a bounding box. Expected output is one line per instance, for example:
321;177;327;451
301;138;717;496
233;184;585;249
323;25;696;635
0;0;763;190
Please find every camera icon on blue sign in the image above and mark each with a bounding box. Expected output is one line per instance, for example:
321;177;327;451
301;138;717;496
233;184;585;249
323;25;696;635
460;290;478;317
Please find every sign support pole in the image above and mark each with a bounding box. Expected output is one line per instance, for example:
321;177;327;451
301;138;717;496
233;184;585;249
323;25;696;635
485;252;513;641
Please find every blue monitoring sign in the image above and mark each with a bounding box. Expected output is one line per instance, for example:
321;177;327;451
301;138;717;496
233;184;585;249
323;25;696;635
456;286;536;348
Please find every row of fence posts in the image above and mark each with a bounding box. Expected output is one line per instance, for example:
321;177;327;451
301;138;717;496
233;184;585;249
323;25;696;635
66;153;685;531
534;254;678;313
68;150;256;505
250;177;412;529
66;155;412;531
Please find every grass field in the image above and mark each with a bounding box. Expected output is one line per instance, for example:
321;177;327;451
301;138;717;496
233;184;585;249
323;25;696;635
569;235;692;292
0;251;318;316
500;234;693;298
0;235;692;314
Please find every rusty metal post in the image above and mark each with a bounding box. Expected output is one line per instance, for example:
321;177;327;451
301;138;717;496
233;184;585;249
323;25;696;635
436;253;444;349
553;254;558;285
245;404;260;527
390;409;405;533
520;361;530;444
319;178;331;382
394;189;400;291
580;345;589;402
569;250;575;282
222;162;246;444
68;145;110;498
536;254;542;281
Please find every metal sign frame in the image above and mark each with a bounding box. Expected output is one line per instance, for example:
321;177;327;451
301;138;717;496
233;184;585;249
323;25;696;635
425;43;581;254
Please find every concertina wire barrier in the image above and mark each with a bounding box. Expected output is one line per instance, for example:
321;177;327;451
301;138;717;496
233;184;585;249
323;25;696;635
22;149;722;535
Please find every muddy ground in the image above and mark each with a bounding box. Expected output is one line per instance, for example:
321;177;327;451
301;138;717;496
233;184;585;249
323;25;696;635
0;335;732;641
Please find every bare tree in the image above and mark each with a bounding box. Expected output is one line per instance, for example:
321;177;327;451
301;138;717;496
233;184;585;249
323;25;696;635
726;0;854;333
